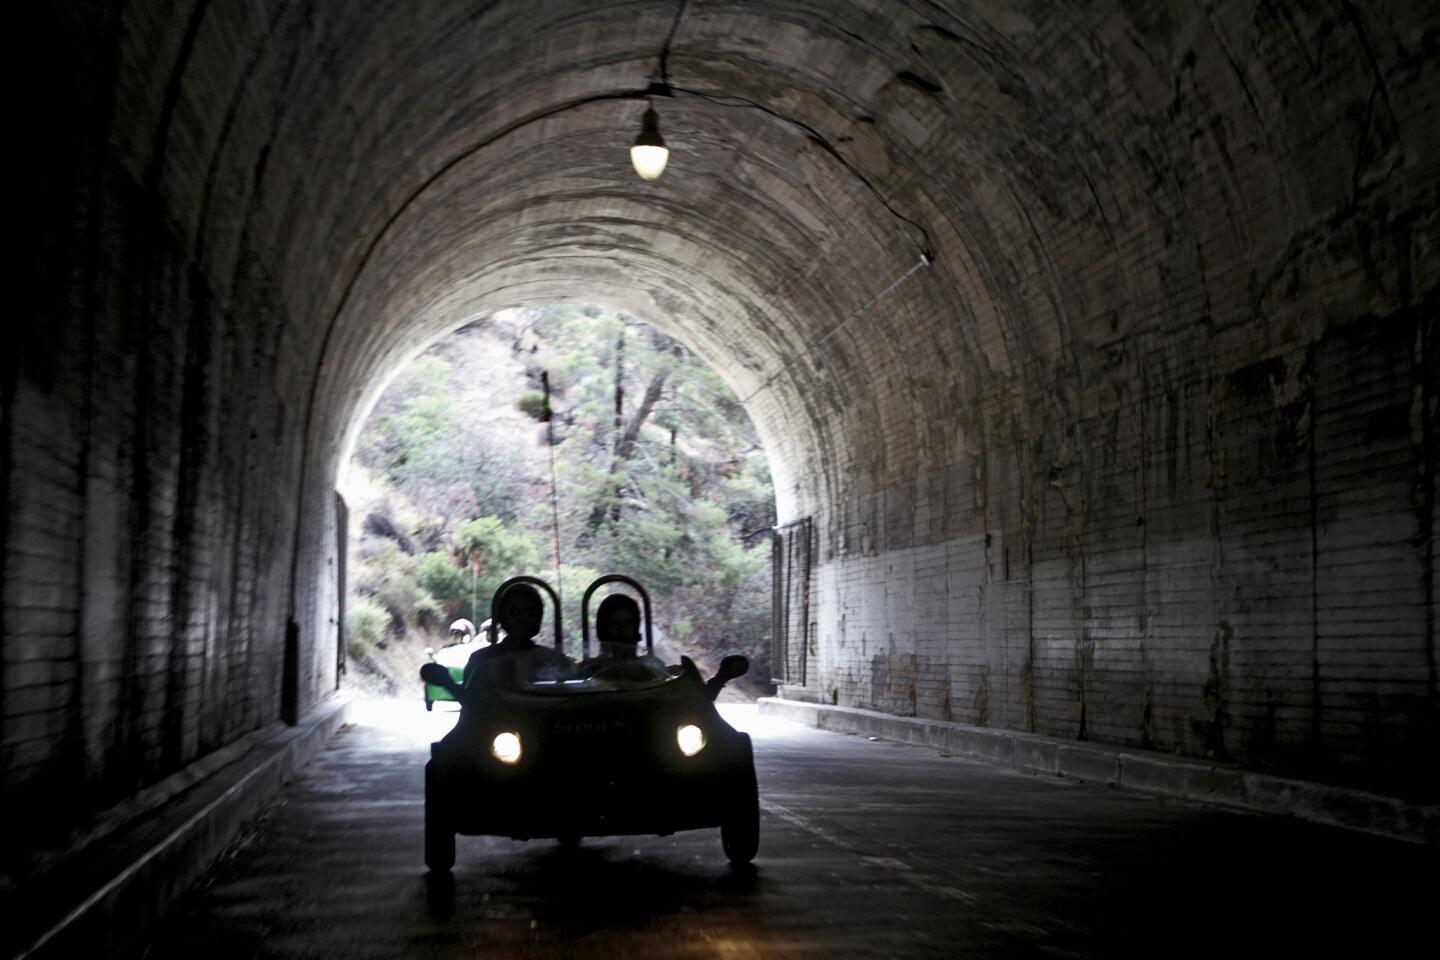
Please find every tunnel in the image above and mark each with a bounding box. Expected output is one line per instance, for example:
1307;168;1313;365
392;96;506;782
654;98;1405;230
7;0;1439;955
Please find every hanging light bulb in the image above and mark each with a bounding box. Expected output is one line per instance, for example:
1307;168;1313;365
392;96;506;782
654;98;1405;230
630;106;669;180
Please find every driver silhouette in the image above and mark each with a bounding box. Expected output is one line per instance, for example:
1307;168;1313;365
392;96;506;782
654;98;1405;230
461;584;569;690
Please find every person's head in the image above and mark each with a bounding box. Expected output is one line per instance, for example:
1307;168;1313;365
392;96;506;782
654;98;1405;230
496;585;544;642
448;618;476;643
595;594;642;649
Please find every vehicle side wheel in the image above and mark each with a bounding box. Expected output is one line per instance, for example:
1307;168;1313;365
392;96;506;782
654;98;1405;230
721;758;760;864
425;761;455;872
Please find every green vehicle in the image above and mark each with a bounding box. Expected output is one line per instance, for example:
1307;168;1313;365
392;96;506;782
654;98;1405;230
423;618;496;710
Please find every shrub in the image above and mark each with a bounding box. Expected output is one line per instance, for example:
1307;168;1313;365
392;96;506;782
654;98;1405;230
347;596;390;651
415;551;471;618
354;545;439;629
516;390;550;421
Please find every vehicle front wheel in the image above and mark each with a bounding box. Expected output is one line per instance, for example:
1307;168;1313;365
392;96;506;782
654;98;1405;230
425;762;455;872
721;762;760;864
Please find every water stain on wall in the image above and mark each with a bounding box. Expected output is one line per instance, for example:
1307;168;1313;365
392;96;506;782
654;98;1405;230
1201;619;1233;760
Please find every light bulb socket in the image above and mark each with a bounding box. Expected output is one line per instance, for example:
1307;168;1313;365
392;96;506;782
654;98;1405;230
634;107;666;149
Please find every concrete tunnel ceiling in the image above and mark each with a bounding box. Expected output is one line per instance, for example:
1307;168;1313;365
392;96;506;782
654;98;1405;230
9;0;1438;851
313;0;968;525
289;0;1436;526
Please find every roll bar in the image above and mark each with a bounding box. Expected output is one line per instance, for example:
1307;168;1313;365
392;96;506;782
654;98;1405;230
580;574;654;658
487;575;564;650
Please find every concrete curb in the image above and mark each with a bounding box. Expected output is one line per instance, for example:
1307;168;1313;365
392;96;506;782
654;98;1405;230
758;698;1438;846
15;693;351;959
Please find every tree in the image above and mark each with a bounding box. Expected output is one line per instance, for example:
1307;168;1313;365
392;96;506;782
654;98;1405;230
414;552;470;620
357;355;523;525
345;304;778;694
454;517;539;616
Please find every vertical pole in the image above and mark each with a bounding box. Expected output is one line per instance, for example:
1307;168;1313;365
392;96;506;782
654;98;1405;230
610;328;625;524
800;518;812;686
335;492;348;687
772;528;784;684
542;371;564;633
281;619;299;725
614;330;625;457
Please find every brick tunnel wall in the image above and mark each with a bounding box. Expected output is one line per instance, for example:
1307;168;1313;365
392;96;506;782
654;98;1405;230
799;306;1437;798
6;1;326;868
773;5;1440;798
757;5;1440;801
5;0;1438;875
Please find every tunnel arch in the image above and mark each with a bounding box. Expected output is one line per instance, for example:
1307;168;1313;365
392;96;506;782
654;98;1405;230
9;0;1438;858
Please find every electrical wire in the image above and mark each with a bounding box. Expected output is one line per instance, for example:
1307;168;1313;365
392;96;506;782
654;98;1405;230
738;251;932;405
658;0;691;86
662;80;939;407
671;85;935;258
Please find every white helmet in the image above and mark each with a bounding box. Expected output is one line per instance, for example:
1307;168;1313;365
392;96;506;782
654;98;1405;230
448;618;477;640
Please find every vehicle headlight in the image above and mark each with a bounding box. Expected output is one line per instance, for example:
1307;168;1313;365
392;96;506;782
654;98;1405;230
676;724;706;757
491;731;522;764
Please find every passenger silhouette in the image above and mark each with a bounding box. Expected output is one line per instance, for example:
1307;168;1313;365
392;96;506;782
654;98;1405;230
577;594;666;680
596;594;641;651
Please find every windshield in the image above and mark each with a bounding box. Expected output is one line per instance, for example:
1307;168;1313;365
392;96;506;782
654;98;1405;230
496;649;676;694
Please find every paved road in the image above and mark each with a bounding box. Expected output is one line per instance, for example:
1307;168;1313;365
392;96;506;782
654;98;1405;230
137;700;1434;958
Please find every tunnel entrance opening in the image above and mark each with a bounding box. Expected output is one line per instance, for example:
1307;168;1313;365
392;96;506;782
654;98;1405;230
336;304;779;706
